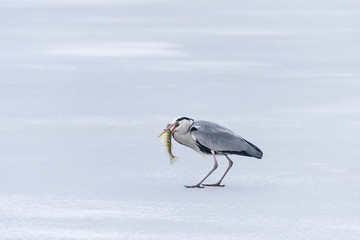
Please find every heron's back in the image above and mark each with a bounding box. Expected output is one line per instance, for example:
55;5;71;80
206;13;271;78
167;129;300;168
190;121;263;159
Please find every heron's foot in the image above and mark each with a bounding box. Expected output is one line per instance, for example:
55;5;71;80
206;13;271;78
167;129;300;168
185;184;205;188
202;183;225;187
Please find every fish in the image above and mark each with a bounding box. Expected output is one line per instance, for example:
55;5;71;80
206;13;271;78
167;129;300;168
161;123;178;165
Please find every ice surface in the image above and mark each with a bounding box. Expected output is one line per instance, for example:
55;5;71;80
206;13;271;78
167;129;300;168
1;0;360;239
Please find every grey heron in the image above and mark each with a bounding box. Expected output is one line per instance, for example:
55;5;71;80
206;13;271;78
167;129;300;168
159;117;263;188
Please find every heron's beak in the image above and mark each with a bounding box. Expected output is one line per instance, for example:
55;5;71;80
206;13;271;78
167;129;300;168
158;123;178;137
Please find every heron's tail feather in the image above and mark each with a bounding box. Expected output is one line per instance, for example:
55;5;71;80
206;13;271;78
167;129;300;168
244;140;263;159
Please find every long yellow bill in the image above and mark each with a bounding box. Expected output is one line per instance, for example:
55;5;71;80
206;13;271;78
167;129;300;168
158;123;176;137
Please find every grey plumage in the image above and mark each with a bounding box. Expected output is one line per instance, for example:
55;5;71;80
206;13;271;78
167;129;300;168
190;120;263;159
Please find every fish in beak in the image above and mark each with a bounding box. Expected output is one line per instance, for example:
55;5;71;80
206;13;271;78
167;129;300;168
158;123;179;137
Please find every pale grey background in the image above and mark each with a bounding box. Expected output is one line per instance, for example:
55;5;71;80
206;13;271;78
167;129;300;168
1;0;359;239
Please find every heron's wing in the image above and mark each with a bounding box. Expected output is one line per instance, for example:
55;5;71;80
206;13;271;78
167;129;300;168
190;120;263;158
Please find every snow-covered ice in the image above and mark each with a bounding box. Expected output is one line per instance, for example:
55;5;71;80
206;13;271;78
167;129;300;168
1;0;360;239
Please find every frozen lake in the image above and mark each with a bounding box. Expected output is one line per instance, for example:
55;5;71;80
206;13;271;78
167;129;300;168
1;0;360;239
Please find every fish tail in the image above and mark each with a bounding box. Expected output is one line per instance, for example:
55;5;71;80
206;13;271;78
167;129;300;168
170;156;178;165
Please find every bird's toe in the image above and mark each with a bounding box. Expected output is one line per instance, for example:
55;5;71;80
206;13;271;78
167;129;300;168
202;183;225;187
184;185;205;188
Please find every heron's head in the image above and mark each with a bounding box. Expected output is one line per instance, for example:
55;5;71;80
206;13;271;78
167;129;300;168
158;117;194;137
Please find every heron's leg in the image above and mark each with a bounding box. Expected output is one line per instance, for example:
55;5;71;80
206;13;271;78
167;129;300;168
185;151;218;188
202;154;233;187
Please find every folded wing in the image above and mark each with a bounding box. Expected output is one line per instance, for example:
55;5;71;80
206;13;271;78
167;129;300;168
190;120;263;159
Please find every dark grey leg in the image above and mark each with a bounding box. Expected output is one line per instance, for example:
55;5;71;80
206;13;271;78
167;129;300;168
202;154;233;187
185;151;218;188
